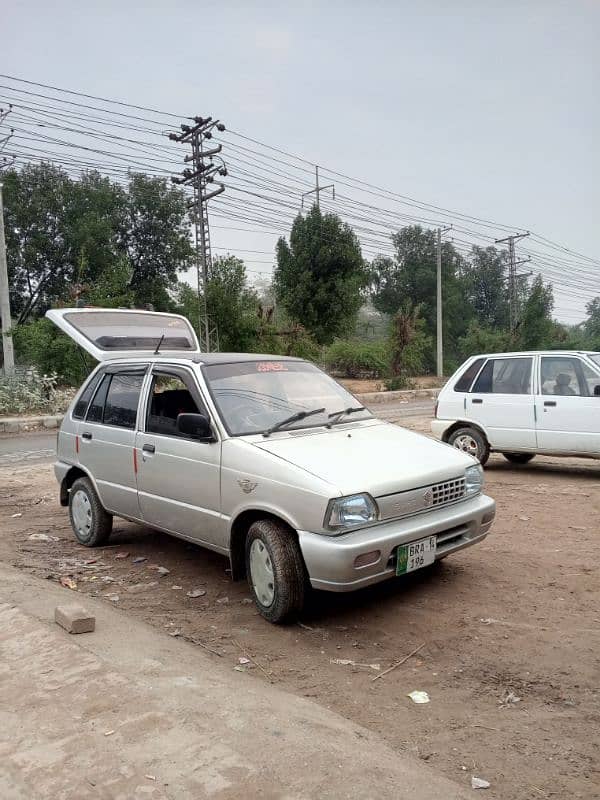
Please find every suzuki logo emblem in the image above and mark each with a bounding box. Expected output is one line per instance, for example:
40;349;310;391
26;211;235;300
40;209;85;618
238;479;258;494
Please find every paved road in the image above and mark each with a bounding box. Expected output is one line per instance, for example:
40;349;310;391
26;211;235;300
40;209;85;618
0;431;56;466
0;399;435;467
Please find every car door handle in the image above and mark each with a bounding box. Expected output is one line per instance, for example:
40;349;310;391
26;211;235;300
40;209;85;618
472;398;483;404
81;432;93;441
142;443;155;454
544;401;557;407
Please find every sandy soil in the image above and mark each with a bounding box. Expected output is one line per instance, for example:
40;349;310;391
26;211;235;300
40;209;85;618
1;418;599;800
338;376;444;394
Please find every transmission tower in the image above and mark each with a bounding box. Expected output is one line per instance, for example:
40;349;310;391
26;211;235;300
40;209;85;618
170;116;227;352
495;231;531;332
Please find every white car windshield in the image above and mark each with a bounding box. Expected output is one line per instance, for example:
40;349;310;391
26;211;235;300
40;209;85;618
591;354;600;368
203;360;371;436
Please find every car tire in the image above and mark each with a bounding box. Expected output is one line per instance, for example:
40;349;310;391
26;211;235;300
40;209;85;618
502;452;535;465
68;476;113;547
448;426;490;466
245;519;305;624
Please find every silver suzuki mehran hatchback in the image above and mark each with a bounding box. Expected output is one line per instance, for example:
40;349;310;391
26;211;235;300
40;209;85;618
48;308;496;622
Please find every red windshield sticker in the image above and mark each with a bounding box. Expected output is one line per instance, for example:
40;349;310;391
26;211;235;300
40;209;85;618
257;362;289;373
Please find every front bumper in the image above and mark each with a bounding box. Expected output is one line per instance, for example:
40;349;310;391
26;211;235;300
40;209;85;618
298;493;495;592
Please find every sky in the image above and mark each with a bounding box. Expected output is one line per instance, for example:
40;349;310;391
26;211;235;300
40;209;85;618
2;0;599;322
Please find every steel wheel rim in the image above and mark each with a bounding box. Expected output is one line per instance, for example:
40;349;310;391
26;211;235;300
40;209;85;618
72;489;92;538
249;539;275;607
454;434;479;458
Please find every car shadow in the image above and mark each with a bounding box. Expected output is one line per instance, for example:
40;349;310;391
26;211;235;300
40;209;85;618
485;455;600;481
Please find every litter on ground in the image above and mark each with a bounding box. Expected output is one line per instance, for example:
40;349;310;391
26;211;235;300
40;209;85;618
407;690;430;704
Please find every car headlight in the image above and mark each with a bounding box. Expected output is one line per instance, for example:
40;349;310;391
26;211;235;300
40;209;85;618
325;493;379;532
465;464;484;497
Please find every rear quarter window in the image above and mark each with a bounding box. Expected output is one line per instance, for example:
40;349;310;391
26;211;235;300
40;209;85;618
454;358;485;392
72;371;102;419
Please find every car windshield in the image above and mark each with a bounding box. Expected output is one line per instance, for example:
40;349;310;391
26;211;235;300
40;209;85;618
203;360;372;436
591;354;600;368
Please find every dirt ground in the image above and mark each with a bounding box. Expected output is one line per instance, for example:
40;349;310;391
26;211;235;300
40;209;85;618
339;376;444;394
1;417;599;800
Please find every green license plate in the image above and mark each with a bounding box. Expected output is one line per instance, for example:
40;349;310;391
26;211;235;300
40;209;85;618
396;535;437;575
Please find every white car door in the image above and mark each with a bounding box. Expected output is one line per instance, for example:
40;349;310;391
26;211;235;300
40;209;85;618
135;365;225;551
535;356;600;454
467;356;537;450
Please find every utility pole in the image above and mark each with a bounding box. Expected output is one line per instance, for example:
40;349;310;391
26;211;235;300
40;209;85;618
301;165;335;209
0;105;15;375
170;116;227;352
495;232;531;332
436;225;452;378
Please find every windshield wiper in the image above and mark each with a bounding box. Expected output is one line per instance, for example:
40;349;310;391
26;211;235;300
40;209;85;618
263;407;326;437
326;406;366;428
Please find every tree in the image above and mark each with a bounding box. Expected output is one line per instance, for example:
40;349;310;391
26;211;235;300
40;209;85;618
389;304;432;379
516;275;555;349
3;164;74;322
274;205;367;345
583;297;600;347
370;225;469;370
121;174;194;310
3;165;196;322
462;246;509;329
178;256;261;352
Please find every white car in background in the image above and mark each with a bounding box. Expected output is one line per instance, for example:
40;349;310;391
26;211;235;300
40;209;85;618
432;351;600;465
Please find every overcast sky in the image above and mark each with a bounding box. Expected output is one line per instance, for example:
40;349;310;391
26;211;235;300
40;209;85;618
2;0;598;321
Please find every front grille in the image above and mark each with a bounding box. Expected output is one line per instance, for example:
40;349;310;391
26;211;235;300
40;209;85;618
377;476;466;521
431;477;466;506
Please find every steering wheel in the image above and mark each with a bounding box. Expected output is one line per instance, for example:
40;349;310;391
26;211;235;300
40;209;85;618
224;401;273;431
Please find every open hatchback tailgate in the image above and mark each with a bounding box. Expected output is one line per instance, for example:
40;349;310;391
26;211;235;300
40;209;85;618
45;307;201;361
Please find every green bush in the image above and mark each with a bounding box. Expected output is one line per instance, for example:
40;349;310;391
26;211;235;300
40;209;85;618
384;374;415;391
323;339;390;378
13;318;93;386
0;368;73;415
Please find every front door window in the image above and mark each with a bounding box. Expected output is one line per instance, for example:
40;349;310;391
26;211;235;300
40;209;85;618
146;373;203;438
540;357;589;397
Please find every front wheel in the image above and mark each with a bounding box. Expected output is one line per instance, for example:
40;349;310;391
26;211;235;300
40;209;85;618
502;452;535;465
68;477;113;547
448;426;490;466
245;519;305;624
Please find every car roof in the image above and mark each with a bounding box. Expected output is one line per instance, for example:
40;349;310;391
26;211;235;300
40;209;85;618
464;350;600;359
95;352;304;366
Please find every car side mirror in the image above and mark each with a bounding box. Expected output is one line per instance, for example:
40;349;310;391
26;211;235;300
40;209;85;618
594;385;600;397
176;412;213;441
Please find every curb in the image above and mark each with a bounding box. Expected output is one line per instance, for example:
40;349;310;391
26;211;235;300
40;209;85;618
0;415;63;434
355;387;440;404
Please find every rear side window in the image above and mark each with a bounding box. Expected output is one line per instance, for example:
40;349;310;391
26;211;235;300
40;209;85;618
454;358;485;392
473;357;532;395
72;372;102;419
103;374;145;429
86;374;111;423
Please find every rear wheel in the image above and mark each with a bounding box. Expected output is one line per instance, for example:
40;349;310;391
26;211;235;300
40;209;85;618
245;519;305;624
502;452;535;465
68;477;113;547
448;426;490;466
